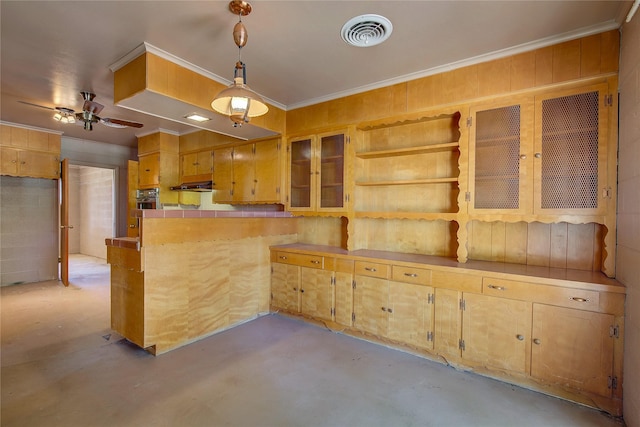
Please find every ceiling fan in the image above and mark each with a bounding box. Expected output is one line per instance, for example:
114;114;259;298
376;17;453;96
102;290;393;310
20;91;143;131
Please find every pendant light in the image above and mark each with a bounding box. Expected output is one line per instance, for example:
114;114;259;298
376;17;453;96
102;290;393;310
211;0;268;127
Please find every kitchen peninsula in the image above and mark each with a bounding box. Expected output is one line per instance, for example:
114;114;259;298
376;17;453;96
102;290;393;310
106;209;298;355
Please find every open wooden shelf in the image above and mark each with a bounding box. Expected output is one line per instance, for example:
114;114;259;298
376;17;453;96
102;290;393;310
356;177;459;186
356;142;459;159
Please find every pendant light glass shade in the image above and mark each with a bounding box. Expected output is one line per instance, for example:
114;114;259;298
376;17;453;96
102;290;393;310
211;74;268;127
211;1;268;127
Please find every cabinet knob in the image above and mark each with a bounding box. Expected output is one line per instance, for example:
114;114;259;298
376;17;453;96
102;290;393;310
310;260;321;264
534;153;541;159
519;154;526;160
533;338;541;345
129;224;137;228
516;334;524;341
300;289;305;293
145;169;151;172
279;255;287;260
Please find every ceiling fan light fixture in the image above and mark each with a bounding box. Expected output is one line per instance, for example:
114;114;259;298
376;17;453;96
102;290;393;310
211;0;268;127
53;108;76;124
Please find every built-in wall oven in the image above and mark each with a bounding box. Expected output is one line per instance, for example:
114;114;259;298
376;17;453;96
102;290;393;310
136;188;160;209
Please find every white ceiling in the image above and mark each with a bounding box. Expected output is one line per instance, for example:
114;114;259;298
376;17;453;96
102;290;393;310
0;1;633;148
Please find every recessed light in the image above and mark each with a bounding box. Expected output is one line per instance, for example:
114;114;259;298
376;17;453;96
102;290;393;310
185;113;211;122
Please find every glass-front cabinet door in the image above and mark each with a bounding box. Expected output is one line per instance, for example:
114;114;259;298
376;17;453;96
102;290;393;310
468;97;534;215
289;137;313;210
533;83;609;216
287;130;348;213
318;131;345;210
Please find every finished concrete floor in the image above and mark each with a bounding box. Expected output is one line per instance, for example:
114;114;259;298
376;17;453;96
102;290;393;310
1;255;626;427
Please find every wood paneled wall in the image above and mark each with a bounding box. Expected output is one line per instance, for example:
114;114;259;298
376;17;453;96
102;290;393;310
286;31;619;134
467;221;603;271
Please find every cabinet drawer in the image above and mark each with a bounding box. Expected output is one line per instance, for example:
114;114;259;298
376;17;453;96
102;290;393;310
482;277;600;311
354;261;390;279
275;252;324;269
392;265;431;286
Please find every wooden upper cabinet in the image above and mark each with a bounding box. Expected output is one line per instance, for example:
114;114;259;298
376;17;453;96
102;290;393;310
138;153;160;189
213;138;281;204
0;125;60;179
253;138;281;203
468;82;612;218
287;130;348;214
181;150;213;183
232;143;255;202
468;97;534;215
533;83;609;216
212;147;234;202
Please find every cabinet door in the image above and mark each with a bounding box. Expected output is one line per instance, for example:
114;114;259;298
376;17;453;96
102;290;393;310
353;275;389;336
213;147;234;203
434;288;462;359
288;137;314;210
138;153;160;188
270;263;300;312
232;144;255;202
531;304;614;397
387;281;433;349
318;131;346;210
127;160;139;238
197;150;213;176
19;150;59;179
254;138;281;203
0;146;19;175
468;98;534;215
181;152;199;180
534;84;609;216
462;293;531;373
300;268;333;321
334;271;354;326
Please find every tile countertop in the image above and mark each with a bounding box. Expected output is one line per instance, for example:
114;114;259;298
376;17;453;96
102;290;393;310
105;236;139;250
131;209;294;219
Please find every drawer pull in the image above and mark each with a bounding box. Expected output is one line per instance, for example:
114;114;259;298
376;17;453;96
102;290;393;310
487;284;506;291
279;255;288;260
516;334;524;341
533;338;541;345
310;260;321;264
570;297;589;303
404;273;418;277
364;267;377;272
381;307;386;312
381;307;393;313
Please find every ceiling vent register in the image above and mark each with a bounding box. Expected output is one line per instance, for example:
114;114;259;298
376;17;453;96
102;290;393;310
341;14;393;47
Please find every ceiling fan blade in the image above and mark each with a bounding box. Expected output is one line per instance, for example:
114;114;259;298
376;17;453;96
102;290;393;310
17;100;56;110
101;118;144;128
82;99;104;115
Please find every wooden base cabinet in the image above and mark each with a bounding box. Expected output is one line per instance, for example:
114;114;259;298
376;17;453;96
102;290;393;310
270;250;354;326
270;244;625;416
462;294;531;374
531;304;616;398
353;261;434;350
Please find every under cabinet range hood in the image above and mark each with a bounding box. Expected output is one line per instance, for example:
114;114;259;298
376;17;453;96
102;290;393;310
170;181;213;192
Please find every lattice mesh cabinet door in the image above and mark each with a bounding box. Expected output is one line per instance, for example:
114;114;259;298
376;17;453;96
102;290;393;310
473;105;521;210
540;91;600;210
